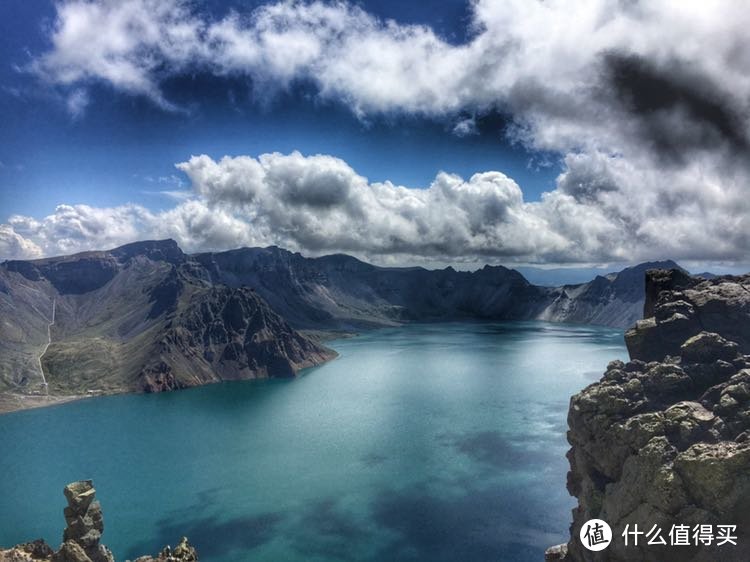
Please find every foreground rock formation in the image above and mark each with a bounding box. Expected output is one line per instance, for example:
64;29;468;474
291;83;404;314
0;481;196;562
57;480;114;562
551;270;750;561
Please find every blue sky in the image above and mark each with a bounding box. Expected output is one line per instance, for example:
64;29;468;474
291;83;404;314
0;0;558;219
0;0;748;269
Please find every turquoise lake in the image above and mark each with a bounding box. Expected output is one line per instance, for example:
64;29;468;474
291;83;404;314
0;322;627;561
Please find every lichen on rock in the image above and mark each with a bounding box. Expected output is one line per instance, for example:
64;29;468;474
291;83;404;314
561;270;750;561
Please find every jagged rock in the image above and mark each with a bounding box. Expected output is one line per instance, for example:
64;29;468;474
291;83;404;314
131;538;197;562
544;543;568;560
51;541;92;562
0;540;54;561
1;482;197;562
681;333;740;364
626;270;750;362
59;482;113;562
563;270;750;561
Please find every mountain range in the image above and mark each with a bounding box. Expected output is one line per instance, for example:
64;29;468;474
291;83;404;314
0;239;681;412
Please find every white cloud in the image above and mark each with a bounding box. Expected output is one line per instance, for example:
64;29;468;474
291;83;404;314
7;204;150;257
30;1;750;140
65;88;89;118
0;224;43;260
13;1;750;266
4;150;748;266
452;117;478;137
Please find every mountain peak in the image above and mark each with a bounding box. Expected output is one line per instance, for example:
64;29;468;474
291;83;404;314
109;239;185;264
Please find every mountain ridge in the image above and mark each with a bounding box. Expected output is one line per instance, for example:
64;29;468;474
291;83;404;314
0;240;336;413
0;239;684;413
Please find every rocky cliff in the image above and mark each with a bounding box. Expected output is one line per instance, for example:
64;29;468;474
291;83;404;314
0;240;335;413
0;239;677;413
196;247;675;330
553;269;750;561
195;246;548;328
0;481;197;562
538;261;683;329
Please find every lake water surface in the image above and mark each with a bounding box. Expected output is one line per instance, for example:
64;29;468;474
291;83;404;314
0;322;626;561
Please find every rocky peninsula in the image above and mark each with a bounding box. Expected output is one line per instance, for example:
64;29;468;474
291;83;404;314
548;269;750;561
0;481;197;562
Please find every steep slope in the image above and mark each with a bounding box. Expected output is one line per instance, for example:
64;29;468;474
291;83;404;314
537;260;683;328
0;240;682;413
0;240;335;411
195;246;667;330
554;269;750;561
194;246;549;328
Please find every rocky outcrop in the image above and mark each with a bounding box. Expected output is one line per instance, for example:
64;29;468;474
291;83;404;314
54;480;114;562
559;270;750;561
625;268;750;361
0;540;54;561
0;482;197;562
0;240;336;412
538;261;683;329
131;538;197;562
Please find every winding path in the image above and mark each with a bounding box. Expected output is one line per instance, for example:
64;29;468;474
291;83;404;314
38;298;55;396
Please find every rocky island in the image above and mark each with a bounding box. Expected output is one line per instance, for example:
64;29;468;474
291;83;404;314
0;480;197;562
548;269;750;561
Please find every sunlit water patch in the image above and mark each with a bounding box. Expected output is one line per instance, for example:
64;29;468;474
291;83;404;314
0;322;626;561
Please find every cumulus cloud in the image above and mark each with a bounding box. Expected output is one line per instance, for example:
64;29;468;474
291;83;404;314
175;152;571;259
13;0;750;265
7;204;151;257
3;150;748;265
0;225;43;260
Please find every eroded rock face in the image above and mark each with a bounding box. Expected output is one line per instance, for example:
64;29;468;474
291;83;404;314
625;269;750;362
53;480;114;562
0;481;197;562
0;540;54;561
564;270;750;561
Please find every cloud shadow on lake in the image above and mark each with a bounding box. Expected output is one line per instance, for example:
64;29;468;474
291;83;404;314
124;511;284;560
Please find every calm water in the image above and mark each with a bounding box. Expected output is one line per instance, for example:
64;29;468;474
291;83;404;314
0;322;626;561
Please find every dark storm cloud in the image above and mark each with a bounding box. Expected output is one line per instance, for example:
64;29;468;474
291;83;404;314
603;52;749;162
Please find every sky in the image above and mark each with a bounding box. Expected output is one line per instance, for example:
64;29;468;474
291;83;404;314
0;0;749;270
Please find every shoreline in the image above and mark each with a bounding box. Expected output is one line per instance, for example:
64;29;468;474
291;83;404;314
0;345;342;417
0;393;90;415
